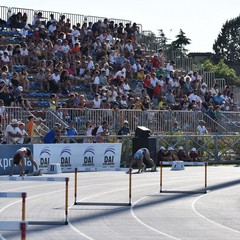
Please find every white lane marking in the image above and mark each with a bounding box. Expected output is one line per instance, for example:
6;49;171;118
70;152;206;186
192;187;240;234
0;234;7;240
131;196;181;240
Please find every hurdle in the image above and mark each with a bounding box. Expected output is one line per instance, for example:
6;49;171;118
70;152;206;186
74;168;132;206
159;161;208;194
0;192;27;240
0;176;69;225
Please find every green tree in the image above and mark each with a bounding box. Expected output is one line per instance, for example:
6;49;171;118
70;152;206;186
203;59;238;85
213;16;240;64
157;29;168;48
171;29;191;52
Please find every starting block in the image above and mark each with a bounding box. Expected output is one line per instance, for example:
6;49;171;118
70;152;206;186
47;163;62;174
171;161;185;171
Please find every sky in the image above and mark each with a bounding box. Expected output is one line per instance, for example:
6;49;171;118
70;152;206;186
1;0;240;53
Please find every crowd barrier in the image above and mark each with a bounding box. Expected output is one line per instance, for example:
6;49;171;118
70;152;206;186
0;176;69;225
159;161;208;194
0;191;27;240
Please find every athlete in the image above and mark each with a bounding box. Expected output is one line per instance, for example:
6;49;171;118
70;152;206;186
128;148;156;173
10;147;40;176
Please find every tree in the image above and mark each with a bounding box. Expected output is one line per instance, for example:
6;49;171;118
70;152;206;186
157;29;168;48
171;29;191;52
203;59;238;85
213;16;240;64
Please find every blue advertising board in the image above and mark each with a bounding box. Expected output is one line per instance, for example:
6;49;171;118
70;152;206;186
0;145;34;175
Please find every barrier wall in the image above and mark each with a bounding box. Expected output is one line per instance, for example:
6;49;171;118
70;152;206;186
0;143;122;175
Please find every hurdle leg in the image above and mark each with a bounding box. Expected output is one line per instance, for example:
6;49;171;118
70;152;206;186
74;168;77;205
128;169;132;206
65;178;69;224
22;193;26;221
204;162;208;193
160;162;163;193
21;222;26;240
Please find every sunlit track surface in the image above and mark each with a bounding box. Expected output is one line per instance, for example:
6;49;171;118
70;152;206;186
0;166;240;240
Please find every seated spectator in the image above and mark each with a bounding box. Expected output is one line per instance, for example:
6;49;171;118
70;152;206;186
176;146;190;161
165;147;178;161
189;148;200;162
157;146;168;164
118;120;130;136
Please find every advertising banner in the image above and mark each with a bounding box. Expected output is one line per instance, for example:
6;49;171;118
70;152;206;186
0;145;34;175
33;143;122;173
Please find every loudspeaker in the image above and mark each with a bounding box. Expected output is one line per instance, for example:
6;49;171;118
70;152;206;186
132;137;157;164
135;126;151;138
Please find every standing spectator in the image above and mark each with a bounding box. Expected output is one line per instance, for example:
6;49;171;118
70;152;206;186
32;118;45;143
96;121;109;143
4;119;22;144
44;125;59;143
83;120;94;143
65;120;78;143
16;122;28;144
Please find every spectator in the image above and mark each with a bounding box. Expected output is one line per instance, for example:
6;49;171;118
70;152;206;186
157;146;168;164
165;147;178;161
65;121;78;143
118;120;130;136
44;125;59;143
83;120;94;143
176;146;190;161
4;119;22;144
189;148;200;162
96;121;109;143
32;118;46;143
16;121;28;144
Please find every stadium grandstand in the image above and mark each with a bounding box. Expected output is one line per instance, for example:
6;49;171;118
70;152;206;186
1;5;240;163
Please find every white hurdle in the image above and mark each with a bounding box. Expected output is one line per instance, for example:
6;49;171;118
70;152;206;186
159;161;208;194
0;192;27;240
0;176;69;225
74;168;132;206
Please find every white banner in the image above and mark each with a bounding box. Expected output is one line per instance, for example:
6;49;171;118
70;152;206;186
33;143;122;173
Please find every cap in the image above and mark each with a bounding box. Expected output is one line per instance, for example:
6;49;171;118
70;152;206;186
168;147;174;151
35;117;43;122
179;146;184;150
18;86;23;92
18;122;25;126
10;119;19;125
0;79;5;83
159;146;166;150
123;120;128;124
191;148;197;152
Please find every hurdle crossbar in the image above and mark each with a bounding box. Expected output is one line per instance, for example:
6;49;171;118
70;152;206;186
159;161;208;194
74;168;132;206
0;221;27;240
0;176;69;225
0;192;27;240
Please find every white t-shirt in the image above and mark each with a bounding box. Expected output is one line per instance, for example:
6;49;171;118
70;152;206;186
196;125;208;135
5;124;19;144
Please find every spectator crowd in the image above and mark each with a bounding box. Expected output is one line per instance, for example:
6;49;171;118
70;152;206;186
0;10;238;144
